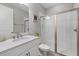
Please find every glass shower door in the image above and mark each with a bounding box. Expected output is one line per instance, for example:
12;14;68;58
56;10;78;56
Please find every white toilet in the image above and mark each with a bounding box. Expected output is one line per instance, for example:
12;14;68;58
39;44;50;56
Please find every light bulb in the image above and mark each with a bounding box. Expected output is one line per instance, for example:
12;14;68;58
45;16;50;19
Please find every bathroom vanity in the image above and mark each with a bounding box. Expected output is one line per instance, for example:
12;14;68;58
0;35;41;56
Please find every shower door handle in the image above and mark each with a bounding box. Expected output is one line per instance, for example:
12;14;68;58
74;29;77;32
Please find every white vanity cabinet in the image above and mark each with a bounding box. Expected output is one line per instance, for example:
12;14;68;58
0;39;41;56
19;44;41;56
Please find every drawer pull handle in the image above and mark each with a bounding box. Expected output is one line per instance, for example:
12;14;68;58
26;52;30;56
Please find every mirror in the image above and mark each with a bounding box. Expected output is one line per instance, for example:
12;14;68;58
0;3;29;42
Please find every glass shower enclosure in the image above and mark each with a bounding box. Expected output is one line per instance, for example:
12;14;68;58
41;10;78;56
56;10;78;56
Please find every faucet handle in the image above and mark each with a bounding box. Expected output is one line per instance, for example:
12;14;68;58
12;36;16;39
19;34;23;37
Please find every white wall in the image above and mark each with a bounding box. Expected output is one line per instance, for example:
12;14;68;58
28;3;45;35
46;3;74;16
13;7;29;33
46;3;79;16
0;4;13;41
74;3;79;8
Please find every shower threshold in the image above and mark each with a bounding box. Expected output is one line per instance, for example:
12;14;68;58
47;50;66;56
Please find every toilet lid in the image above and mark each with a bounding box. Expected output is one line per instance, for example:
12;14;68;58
39;44;50;50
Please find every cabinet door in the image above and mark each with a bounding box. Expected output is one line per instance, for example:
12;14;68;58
0;43;29;56
19;39;41;56
28;45;41;56
18;50;30;56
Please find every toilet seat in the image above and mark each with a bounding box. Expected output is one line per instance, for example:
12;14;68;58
39;44;50;51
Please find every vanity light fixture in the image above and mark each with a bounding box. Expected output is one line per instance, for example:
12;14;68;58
45;16;50;19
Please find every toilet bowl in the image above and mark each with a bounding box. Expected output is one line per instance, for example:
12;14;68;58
39;44;50;56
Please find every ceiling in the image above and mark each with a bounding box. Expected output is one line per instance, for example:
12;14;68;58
40;3;59;9
1;3;29;12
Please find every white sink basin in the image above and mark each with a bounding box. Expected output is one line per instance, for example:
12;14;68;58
13;35;35;42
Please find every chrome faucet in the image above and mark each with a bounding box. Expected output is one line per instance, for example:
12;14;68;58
16;33;23;38
11;32;23;39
